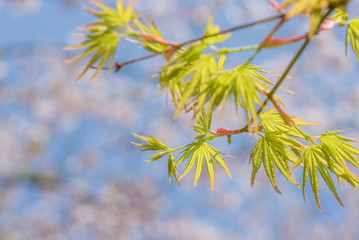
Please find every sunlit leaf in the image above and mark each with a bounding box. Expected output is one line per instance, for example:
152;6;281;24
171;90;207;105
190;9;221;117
331;8;349;26
174;55;219;119
286;0;349;19
309;9;322;38
227;135;232;146
286;0;349;40
316;162;344;207
177;140;231;189
302;152;309;203
260;109;318;140
249;133;301;194
321;131;359;170
250;137;264;186
346;18;359;59
181;144;199;180
205;148;216;190
70;0;359;207
207;65;278;129
192;107;213;139
132;133;169;151
132;14;172;53
168;154;180;186
148;150;171;162
159;17;232;118
207;145;232;179
308;150;320;210
262;139;281;193
194;146;205;187
64;0;137;81
301;143;357;210
218;54;226;68
203;17;231;44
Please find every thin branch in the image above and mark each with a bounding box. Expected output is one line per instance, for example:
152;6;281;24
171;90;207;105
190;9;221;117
244;17;286;65
209;44;259;55
264;9;334;102
267;0;285;14
177;14;284;48
256;85;295;127
211;8;335;136
260;39;310;113
210;39;309;136
92;14;284;70
114;52;159;72
210;126;264;137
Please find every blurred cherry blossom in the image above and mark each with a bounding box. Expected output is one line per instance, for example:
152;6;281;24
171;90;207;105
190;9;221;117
0;0;359;239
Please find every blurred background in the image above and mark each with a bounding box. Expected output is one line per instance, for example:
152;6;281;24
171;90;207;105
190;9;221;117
1;0;359;239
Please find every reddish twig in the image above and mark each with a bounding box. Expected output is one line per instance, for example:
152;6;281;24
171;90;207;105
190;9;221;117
91;14;284;71
114;52;160;72
256;86;295;127
262;34;307;48
176;14;283;48
245;16;286;65
138;33;179;47
268;0;285;14
210;126;264;137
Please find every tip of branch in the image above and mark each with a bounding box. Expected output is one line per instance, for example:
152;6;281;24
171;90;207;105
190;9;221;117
115;64;122;72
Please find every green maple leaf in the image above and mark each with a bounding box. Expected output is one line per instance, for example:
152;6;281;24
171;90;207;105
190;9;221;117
250;132;301;194
176;140;231;190
64;0;136;81
294;145;345;211
346;18;359;59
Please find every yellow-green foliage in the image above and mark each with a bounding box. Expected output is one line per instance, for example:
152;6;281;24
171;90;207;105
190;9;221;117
66;0;359;210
